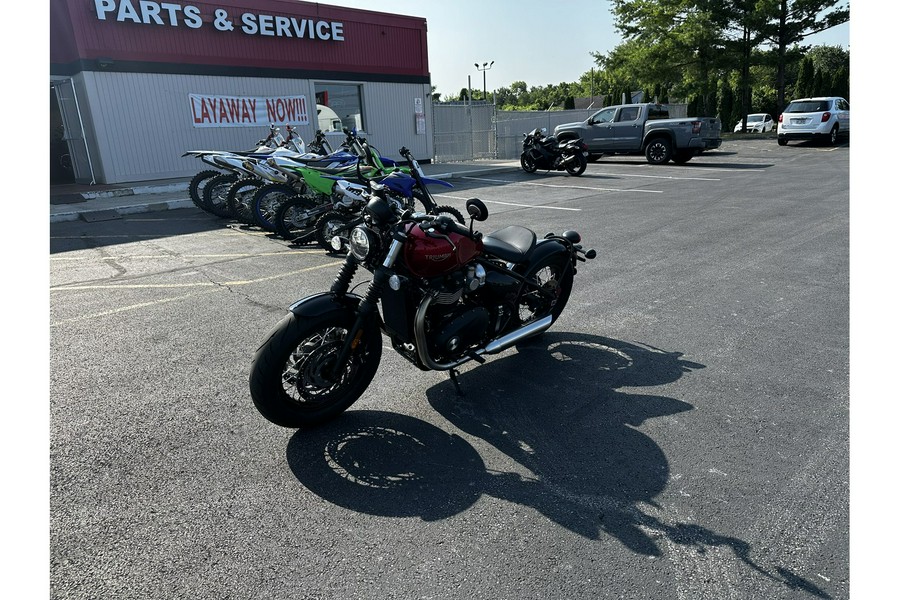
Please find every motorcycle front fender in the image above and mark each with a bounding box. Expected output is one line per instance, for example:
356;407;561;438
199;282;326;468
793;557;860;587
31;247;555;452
418;176;453;189
288;291;364;319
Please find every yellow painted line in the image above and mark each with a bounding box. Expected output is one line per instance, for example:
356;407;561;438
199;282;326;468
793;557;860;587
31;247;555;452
50;250;321;262
50;261;344;292
50;288;221;327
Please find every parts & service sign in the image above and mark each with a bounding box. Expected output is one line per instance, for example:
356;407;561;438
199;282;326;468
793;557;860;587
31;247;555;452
93;0;346;40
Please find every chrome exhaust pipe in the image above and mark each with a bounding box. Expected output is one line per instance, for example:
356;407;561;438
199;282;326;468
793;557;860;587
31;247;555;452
483;315;552;354
414;293;553;370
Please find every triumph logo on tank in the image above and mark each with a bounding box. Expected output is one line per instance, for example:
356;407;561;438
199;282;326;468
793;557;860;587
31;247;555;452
189;94;309;128
94;1;345;41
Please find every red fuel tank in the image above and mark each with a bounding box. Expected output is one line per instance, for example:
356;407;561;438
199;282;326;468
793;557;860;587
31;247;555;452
403;223;483;278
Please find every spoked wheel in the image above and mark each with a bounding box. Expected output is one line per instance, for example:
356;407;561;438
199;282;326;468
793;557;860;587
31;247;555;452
520;153;538;173
253;183;297;231
565;154;587;176
189;169;222;210
514;253;575;329
315;211;356;250
274;196;325;242
227;178;264;225
249;310;383;428
202;173;240;218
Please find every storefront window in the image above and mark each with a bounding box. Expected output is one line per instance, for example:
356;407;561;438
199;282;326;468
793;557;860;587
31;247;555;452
314;83;364;132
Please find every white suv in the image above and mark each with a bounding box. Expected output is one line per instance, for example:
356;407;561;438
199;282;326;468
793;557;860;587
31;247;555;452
777;96;849;146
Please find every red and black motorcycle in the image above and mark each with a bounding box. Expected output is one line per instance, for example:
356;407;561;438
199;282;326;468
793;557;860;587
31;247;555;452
520;127;589;176
249;186;596;428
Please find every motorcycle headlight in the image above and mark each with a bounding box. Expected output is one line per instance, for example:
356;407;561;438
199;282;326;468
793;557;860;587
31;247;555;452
349;226;378;261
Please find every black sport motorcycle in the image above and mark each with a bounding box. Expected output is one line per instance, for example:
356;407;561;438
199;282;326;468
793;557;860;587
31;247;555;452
520;128;588;176
249;187;596;428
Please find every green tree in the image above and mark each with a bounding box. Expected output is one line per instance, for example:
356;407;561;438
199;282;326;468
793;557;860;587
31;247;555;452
795;57;815;98
759;0;850;111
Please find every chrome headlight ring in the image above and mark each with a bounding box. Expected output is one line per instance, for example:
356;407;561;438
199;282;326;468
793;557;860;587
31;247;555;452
349;226;379;262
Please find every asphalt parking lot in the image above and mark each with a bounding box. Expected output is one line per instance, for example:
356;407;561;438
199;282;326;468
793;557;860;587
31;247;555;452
49;138;850;599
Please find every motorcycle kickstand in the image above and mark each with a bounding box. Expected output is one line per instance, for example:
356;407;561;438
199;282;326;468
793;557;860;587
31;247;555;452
448;368;465;397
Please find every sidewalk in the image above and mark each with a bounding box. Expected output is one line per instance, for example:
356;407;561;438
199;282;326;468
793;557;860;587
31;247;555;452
49;160;521;224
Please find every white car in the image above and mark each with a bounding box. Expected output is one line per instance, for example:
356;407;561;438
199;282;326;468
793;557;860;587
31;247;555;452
733;113;775;133
777;96;849;146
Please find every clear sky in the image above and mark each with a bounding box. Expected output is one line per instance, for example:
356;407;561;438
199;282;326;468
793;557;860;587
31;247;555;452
325;0;850;98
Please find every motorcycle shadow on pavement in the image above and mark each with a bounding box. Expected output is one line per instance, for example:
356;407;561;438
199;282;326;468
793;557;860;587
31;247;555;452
285;333;829;598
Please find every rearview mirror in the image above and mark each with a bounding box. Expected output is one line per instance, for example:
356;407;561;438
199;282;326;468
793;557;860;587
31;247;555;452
465;198;488;222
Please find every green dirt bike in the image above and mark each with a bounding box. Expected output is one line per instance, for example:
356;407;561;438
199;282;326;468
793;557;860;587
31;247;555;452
271;144;465;248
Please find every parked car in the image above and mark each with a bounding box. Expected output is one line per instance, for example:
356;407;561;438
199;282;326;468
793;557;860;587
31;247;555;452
554;103;722;165
777;97;849;146
733;113;774;133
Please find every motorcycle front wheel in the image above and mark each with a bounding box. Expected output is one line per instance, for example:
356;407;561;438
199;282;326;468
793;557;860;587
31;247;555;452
189;169;220;210
253;183;297;231
249;310;383;428
274;196;322;242
565;154;587;176
227;178;264;225
520;152;538;173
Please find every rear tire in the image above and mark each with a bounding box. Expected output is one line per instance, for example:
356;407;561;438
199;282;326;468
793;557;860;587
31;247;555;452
672;151;694;164
564;154;587;176
645;138;672;165
430;205;465;224
514;251;575;329
249;310;382;428
829;125;839;146
777;138;788;146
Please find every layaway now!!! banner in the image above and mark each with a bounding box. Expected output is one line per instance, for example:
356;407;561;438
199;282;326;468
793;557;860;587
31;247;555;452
189;94;310;128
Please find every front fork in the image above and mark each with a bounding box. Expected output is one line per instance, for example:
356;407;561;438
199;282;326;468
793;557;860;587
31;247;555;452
329;231;407;374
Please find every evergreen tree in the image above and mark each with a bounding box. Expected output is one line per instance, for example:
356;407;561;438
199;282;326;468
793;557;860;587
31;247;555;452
795;57;815;98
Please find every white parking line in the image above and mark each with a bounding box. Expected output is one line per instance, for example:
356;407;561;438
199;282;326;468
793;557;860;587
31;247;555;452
600;172;721;181
460;176;662;194
434;193;581;211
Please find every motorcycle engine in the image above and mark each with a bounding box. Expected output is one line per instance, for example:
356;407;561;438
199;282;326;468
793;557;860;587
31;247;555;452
422;266;492;360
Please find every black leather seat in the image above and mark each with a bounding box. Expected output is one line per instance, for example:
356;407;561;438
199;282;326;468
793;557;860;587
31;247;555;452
482;225;536;263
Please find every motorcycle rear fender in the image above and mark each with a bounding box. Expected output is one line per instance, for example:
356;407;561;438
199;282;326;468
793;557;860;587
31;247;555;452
519;239;572;271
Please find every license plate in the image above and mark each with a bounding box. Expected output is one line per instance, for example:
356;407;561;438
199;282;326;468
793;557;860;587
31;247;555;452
791;118;807;125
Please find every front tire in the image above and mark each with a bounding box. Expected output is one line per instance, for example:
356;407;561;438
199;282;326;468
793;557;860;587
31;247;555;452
645;138;672;164
315;211;355;250
253;183;297;231
274;195;322;242
189;169;221;211
227;178;264;225
202;173;239;218
564;154;587;176
520;152;538;173
249;310;382;428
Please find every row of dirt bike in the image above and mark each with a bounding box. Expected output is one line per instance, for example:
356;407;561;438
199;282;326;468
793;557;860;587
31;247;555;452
183;125;464;250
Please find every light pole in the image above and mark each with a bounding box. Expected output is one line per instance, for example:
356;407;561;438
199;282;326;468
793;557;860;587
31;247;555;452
475;61;494;102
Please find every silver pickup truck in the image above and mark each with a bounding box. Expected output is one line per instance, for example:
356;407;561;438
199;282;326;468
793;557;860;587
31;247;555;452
554;103;722;164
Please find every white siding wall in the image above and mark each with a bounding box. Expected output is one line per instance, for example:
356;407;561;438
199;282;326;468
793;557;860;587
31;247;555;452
78;72;434;183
